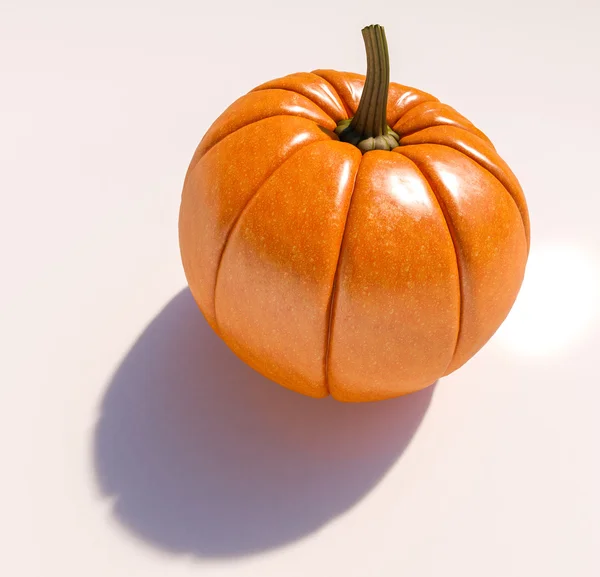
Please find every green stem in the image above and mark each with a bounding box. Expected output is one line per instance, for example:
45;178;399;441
335;25;399;153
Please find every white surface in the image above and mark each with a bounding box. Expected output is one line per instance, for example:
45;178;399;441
2;1;600;575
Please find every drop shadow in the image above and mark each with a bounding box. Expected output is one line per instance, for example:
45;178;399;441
94;288;436;557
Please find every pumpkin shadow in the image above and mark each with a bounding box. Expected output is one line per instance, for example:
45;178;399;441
94;288;435;557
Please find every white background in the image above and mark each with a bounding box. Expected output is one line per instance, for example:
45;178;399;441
2;0;599;575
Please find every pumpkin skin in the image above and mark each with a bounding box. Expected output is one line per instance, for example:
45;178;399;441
179;68;530;402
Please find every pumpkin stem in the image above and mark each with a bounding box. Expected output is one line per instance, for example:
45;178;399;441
335;25;400;153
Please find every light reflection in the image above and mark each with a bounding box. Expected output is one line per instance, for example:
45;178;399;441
288;128;315;148
336;159;352;204
388;172;432;210
494;243;600;356
438;170;461;197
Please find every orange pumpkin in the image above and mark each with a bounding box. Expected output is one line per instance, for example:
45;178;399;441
179;25;529;402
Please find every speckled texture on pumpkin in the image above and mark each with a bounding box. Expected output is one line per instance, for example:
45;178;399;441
179;71;529;402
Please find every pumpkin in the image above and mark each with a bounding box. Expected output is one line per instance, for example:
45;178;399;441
179;24;530;402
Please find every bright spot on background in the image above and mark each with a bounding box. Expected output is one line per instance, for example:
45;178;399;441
495;243;600;357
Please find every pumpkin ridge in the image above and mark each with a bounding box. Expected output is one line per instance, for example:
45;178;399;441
394;151;463;373
183;117;331;225
190;108;334;174
399;132;530;247
212;139;329;334
434;142;528;246
249;88;336;124
389;96;439;127
252;78;347;122
323;153;363;394
393;101;493;146
311;71;354;118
